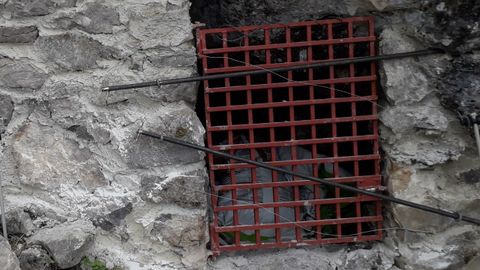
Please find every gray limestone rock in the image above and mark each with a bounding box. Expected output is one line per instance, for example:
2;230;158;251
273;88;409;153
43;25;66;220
5;0;76;18
17;244;54;270
126;2;193;48
368;0;419;11
0;58;48;90
151;212;206;248
0;26;38;43
74;3;120;34
29;220;95;269
0;95;13;134
126;105;205;168
94;203;133;231
54;3;121;34
438;55;480;116
12;122;107;191
388;136;465;166
462;255;480;270
2;209;35;236
380;104;449;135
0;236;20;270
459;169;480;185
396;226;480;270
379;28;432;105
410;1;480;53
35;33;105;71
140;170;207;208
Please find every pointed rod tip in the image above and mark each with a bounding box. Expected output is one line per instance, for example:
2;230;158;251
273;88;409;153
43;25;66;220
101;87;110;92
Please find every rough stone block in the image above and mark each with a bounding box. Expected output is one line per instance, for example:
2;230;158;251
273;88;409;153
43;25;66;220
380;104;448;135
75;3;120;34
378;28;439;105
29;220;95;269
140;169;207;208
0;94;13;134
0;26;38;43
125;105;205;168
126;2;193;48
459;169;480;185
462;255;480;270
369;0;418;11
5;0;76;18
35;33;106;71
438;55;480;116
0;236;20;270
12;122;107;191
2;208;36;236
388;137;465;166
0;58;48;90
18;244;54;270
93;203;133;231
53;3;121;34
150;212;206;248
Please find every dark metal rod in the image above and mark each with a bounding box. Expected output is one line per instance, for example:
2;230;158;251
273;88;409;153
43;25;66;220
139;131;480;226
102;49;443;92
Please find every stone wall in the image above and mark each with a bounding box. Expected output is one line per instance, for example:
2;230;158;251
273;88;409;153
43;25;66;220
0;0;209;269
1;0;479;269
192;0;480;269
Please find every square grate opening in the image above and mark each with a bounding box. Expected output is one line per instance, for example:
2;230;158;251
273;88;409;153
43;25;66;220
197;17;382;254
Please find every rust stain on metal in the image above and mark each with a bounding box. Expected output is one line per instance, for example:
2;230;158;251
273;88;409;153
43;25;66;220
198;17;382;254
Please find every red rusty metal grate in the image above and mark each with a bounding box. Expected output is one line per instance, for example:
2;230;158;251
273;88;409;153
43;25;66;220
197;17;382;254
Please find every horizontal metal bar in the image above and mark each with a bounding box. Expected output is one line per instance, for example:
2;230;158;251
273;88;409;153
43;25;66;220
200;36;375;55
199;17;373;34
207;96;377;112
139;131;480;226
210;135;378;150
214;216;382;232
101;49;443;92
214;176;381;191
215;197;380;211
211;154;380;170
207;115;377;131
205;75;376;93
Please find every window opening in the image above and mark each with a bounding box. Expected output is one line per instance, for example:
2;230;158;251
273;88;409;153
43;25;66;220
197;17;382;254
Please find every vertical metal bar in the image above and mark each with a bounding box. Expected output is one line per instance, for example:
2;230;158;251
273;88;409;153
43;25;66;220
0;174;7;239
198;29;222;253
265;28;282;243
244;30;261;245
286;27;302;242
473;123;480;158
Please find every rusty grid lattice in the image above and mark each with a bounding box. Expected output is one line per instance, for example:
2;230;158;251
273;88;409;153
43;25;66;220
197;17;382;254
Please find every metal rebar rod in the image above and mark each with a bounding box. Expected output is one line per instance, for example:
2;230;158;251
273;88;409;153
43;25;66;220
102;49;444;92
0;174;7;238
139;131;480;226
473;123;480;158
